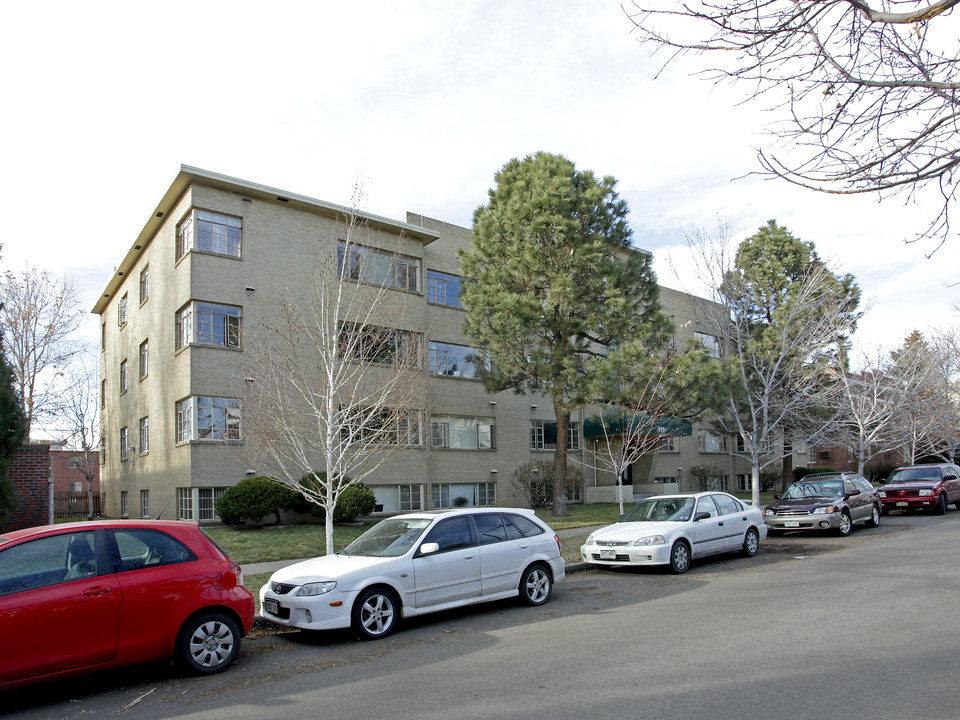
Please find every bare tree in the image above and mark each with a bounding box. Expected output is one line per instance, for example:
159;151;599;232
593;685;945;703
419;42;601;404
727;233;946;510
241;207;428;555
0;265;83;438
51;352;101;520
625;1;960;249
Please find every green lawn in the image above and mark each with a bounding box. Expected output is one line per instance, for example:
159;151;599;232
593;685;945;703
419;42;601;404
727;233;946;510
206;522;374;565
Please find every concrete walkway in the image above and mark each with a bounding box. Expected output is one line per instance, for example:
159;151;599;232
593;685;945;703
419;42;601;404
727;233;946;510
241;524;604;577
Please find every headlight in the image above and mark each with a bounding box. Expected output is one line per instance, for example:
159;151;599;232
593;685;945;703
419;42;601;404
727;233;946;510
763;509;774;516
919;489;934;497
586;534;596;545
632;535;666;546
879;491;886;498
813;506;836;514
296;581;337;597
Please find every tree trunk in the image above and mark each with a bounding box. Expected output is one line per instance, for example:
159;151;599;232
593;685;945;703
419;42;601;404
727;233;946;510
552;410;569;517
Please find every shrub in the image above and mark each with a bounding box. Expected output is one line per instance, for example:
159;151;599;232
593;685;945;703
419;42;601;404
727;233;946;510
334;483;376;522
511;460;585;508
215;476;298;527
689;464;725;491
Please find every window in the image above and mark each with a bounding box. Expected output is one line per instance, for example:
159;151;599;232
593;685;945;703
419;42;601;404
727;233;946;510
111;528;196;571
808;447;818;464
69;481;82;492
568;422;580;452
736;435;746;453
121;490;129;516
176;301;241;350
67;456;81;470
139;265;149;304
431;483;451;509
101;379;106;409
177;488;228;521
477;482;496;507
529;420;579;451
176;397;241;442
399;484;422;512
429;341;486;378
120;427;129;461
140;490;150;518
101;322;106;351
337;241;420;292
654;476;679;484
426;270;463;308
431;415;495;450
139;416;149;454
660;436;679;453
698;431;727;453
0;531;97;596
695;331;722;358
139;340;149;379
422;517;473;552
177;488;192;520
697;495;720;517
118;294;128;328
713;493;741;516
340;323;420;366
119;359;128;394
177;209;242;259
737;474;752;492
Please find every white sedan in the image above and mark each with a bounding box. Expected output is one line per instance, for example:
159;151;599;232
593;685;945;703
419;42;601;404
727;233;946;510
260;508;565;639
580;492;767;573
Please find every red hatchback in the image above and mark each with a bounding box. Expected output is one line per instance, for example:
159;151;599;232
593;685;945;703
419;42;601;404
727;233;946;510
0;520;255;690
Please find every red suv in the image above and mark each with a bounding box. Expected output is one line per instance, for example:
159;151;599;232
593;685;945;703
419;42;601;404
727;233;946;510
0;520;255;690
879;464;960;515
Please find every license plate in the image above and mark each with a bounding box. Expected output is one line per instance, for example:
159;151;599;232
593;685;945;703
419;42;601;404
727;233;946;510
896;501;909;507
600;549;616;560
784;520;800;528
263;598;279;616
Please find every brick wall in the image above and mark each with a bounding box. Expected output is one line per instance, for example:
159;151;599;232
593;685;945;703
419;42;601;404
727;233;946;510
3;443;52;531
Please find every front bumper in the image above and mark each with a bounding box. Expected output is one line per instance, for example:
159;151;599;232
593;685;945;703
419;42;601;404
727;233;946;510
580;542;673;567
880;496;937;511
259;584;358;630
764;513;842;531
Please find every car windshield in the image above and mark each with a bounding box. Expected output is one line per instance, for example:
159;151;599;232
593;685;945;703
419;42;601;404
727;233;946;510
887;469;939;483
783;480;844;499
341;517;432;557
620;497;695;523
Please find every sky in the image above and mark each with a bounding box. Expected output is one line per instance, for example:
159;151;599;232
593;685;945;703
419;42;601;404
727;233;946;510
2;0;957;362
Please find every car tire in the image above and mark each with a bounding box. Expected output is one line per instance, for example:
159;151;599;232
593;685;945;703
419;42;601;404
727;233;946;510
176;613;241;675
865;504;881;528
740;528;760;557
837;511;853;536
352;587;399;640
519;564;552;606
669;540;691;574
935;494;948;515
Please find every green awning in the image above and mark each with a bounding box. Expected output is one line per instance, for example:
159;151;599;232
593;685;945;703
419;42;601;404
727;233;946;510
581;412;692;439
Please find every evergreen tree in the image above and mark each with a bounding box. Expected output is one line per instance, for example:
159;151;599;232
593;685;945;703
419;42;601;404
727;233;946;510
0;344;28;525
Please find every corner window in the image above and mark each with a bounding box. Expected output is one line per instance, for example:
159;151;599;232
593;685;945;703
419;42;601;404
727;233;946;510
176;487;227;521
176;301;242;350
176;396;241;442
429;341;487;378
177;209;242;259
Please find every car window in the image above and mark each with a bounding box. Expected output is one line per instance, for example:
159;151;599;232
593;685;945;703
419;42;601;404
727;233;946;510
696;496;719;519
473;513;523;544
109;529;196;573
713;494;741;516
422;517;474;552
0;531;96;597
505;513;545;537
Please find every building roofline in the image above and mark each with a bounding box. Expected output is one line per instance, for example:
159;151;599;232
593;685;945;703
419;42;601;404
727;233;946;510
92;165;441;314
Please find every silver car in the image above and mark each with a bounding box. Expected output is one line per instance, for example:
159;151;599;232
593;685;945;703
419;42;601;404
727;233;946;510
764;473;881;536
260;508;565;639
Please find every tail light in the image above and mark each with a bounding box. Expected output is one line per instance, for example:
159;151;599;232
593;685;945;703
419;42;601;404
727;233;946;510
554;534;562;556
220;561;243;588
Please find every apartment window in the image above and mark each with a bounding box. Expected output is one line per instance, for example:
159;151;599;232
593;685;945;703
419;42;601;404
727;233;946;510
654;476;679;484
100;438;106;466
176;301;241;350
736;435;746;453
140;489;150;518
118;294;128;328
737;474;752;492
427;270;463;308
431;484;451;509
342;324;420;366
431;415;495;450
808;447;818;464
139;265;150;304
120;426;129;462
139;416;149;454
346;408;422;445
69;481;82;492
177;488;192;520
660;436;679;453
698;431;727;453
477;482;496;507
176;396;241;443
429;341;486;378
529;420;579;451
177;209;242;259
121;490;128;517
119;359;128;394
399;484;422;512
714;475;730;491
177;487;227;521
101;379;106;409
695;331;722;358
101;322;106;351
139;340;149;379
337;241;420;292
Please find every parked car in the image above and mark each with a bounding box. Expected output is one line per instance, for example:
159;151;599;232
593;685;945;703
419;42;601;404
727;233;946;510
579;492;767;574
260;508;564;639
878;463;960;515
0;520;255;690
763;472;881;536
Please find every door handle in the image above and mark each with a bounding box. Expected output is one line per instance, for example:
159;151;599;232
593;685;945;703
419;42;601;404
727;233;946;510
718;521;724;526
83;586;113;597
463;553;475;560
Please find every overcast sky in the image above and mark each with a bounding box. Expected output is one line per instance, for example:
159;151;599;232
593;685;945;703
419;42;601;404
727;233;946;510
2;0;956;361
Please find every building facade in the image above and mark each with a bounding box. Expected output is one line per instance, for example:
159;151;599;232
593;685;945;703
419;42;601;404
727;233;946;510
94;166;757;521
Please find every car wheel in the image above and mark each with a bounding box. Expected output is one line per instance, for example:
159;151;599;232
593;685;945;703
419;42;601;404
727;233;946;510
519;564;552;606
352;587;399;640
837;511;853;536
935;494;948;515
176;613;241;675
866;504;881;528
740;528;760;557
669;540;691;574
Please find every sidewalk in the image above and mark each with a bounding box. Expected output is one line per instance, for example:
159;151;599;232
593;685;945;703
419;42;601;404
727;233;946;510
241;524;604;577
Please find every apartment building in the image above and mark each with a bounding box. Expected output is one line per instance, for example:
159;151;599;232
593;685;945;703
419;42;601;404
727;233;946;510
93;166;754;521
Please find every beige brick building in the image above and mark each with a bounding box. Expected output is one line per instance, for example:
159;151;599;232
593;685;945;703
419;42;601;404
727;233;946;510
93;166;756;521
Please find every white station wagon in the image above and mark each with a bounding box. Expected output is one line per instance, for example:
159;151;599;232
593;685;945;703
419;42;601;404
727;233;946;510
260;508;565;639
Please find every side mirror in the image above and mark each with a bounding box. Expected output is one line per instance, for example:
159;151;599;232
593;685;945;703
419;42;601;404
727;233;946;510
418;542;440;556
773;494;782;500
847;489;860;497
694;512;711;522
944;474;957;481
